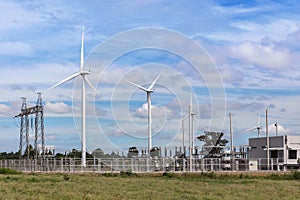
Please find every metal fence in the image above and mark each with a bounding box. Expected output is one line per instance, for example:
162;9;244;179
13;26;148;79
0;157;290;173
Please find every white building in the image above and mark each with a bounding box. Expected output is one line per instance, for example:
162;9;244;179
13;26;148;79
248;135;300;170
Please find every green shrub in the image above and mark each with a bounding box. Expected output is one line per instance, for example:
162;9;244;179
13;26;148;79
102;172;118;177
163;171;176;178
0;168;20;174
204;172;217;179
292;171;300;180
269;173;282;180
120;170;136;177
63;174;70;181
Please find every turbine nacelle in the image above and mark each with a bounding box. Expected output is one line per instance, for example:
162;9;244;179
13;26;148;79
127;81;155;93
128;72;162;93
80;70;90;76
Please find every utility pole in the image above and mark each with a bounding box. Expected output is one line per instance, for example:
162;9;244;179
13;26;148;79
182;118;185;156
266;108;269;170
188;92;197;172
191;113;197;156
182;115;189;156
229;113;233;156
188;97;192;172
229;112;235;171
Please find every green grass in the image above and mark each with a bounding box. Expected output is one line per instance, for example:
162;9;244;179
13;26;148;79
0;171;300;199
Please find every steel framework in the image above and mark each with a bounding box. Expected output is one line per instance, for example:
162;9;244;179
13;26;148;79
15;93;45;159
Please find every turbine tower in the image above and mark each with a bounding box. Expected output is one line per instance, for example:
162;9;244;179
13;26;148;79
128;73;161;155
188;92;197;171
49;27;100;167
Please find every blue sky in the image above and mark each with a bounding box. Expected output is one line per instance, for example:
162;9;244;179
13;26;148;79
1;0;300;154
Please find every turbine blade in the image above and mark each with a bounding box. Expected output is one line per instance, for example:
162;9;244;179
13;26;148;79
80;26;85;71
85;78;103;100
0;114;12;118
182;114;189;120
148;72;162;90
189;90;192;111
128;81;148;92
48;72;80;90
245;127;257;132
257;112;261;126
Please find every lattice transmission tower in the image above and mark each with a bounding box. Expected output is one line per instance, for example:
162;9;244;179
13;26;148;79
15;93;45;159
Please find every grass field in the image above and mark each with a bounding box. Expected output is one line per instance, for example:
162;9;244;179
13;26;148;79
0;169;300;199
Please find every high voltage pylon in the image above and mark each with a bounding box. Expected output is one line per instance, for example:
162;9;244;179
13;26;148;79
15;93;45;159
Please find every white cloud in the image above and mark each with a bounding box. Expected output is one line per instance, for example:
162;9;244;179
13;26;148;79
213;4;271;15
45;101;72;115
0;62;78;87
218;65;244;84
198;18;299;44
230;42;298;70
0;41;34;57
268;123;288;135
106;127;126;137
0;1;44;30
135;103;172;118
45;134;57;141
230;19;299;42
100;66;133;85
0;104;15;116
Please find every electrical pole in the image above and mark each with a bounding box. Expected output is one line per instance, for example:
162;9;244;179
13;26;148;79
266;108;270;170
188;99;192;172
229;113;233;157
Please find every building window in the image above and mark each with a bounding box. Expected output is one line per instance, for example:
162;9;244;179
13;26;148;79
278;151;283;162
288;150;297;159
270;150;278;158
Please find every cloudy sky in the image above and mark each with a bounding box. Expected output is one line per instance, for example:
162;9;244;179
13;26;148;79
1;0;300;154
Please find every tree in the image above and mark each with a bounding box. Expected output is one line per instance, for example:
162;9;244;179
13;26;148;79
92;148;105;158
91;148;111;158
54;153;65;158
23;144;35;159
68;149;81;158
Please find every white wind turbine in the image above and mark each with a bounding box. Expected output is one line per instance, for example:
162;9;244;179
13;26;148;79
128;73;161;155
246;112;262;138
48;27;100;167
270;122;286;136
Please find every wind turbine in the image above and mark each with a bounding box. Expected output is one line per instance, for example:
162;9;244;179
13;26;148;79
270;122;286;136
246;112;262;138
128;73;161;155
274;122;278;136
48;27;100;167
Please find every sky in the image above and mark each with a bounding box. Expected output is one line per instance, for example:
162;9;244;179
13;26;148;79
1;0;300;154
